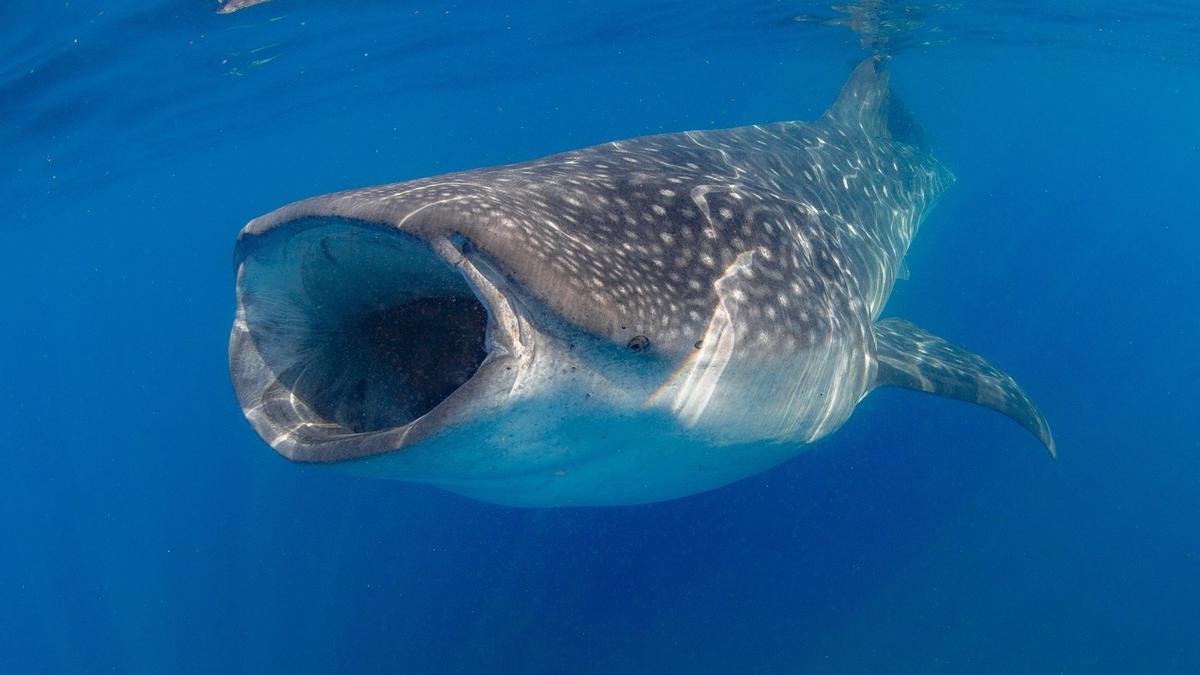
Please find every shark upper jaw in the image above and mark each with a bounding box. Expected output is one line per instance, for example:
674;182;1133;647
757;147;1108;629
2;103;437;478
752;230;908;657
229;215;531;464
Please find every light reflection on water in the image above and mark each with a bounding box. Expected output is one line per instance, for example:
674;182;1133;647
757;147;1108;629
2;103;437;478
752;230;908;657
2;0;1197;226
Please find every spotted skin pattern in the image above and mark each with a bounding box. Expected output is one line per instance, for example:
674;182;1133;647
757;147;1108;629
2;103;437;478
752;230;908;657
216;0;270;14
243;62;947;361
230;57;1053;505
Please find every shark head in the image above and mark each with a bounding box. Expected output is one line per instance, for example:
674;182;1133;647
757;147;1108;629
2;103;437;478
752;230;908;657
230;200;676;440
229;192;818;506
229;58;1006;506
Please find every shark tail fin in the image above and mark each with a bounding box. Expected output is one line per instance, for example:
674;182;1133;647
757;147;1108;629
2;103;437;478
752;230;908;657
823;56;928;150
871;317;1056;457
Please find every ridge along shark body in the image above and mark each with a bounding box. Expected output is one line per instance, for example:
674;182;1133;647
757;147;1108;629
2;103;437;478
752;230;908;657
230;57;1054;506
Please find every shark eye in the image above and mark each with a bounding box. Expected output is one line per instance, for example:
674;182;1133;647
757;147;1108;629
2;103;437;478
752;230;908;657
627;335;650;353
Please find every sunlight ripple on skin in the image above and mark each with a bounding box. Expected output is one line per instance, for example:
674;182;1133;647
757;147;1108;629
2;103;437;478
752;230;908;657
216;0;271;15
228;57;1053;506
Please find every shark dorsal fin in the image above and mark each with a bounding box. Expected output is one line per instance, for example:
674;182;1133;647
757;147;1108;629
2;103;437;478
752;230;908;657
824;56;892;136
823;56;928;150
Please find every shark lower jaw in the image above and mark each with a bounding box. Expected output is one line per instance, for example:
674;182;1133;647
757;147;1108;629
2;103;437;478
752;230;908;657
230;216;517;463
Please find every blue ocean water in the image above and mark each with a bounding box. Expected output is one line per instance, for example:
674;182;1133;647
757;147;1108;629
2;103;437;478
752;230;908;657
2;1;1198;672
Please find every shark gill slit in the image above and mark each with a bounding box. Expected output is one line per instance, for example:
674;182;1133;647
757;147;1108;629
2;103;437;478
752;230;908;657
235;217;491;444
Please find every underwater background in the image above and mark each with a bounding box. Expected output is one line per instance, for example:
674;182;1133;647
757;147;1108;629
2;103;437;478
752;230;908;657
2;1;1197;672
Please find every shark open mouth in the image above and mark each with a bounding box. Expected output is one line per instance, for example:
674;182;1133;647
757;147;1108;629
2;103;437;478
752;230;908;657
230;217;494;460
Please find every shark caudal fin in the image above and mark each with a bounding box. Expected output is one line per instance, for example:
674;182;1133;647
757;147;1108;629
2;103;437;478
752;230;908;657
822;56;929;151
871;318;1056;457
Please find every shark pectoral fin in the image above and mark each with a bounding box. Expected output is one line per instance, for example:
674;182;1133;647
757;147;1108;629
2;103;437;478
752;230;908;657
871;317;1056;457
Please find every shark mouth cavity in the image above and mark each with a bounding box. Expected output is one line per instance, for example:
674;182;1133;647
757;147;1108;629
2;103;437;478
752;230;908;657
230;217;505;462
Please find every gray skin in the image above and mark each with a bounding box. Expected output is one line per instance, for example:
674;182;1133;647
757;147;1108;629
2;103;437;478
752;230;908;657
229;57;1053;506
216;0;270;14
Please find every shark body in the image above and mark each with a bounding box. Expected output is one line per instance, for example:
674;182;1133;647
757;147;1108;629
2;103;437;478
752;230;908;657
229;58;1053;506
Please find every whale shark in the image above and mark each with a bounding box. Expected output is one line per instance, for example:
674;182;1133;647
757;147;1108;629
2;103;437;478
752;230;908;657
229;57;1053;506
